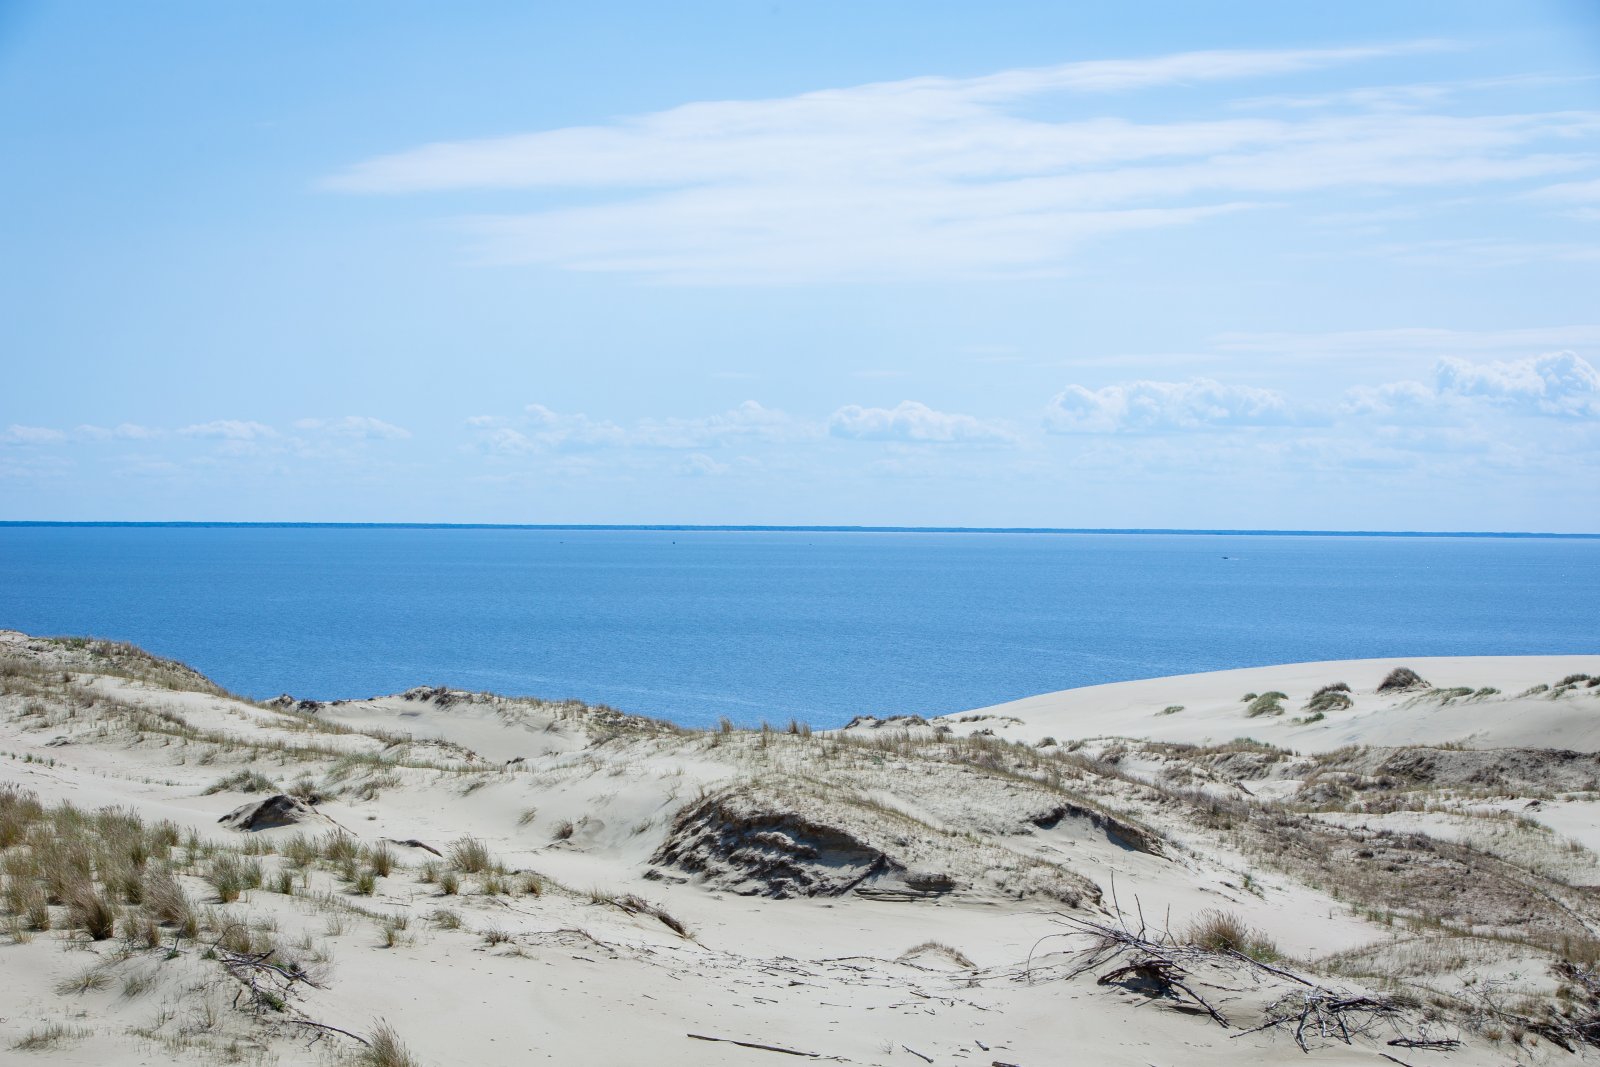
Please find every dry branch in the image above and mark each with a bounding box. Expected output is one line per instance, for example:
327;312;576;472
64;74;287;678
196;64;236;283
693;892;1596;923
687;1033;819;1057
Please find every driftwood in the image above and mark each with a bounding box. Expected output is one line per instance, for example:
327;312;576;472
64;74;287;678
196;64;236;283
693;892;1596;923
281;1018;371;1047
1465;961;1600;1052
1388;1036;1461;1051
1031;907;1454;1054
687;1033;819;1057
1036;913;1231;1027
1096;956;1229;1027
1233;988;1402;1052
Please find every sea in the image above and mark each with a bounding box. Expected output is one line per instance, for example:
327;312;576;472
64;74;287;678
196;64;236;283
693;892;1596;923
1;524;1596;729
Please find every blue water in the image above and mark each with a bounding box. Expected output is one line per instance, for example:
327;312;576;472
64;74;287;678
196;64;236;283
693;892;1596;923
0;526;1595;729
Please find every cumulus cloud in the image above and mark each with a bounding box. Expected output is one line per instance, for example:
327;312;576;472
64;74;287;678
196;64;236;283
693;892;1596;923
2;424;66;445
474;401;810;454
321;42;1599;283
677;452;729;476
1435;350;1599;415
635;400;812;448
178;420;277;440
1044;378;1290;433
294;416;411;439
1346;351;1600;418
1341;379;1436;416
72;423;161;441
828;401;1016;444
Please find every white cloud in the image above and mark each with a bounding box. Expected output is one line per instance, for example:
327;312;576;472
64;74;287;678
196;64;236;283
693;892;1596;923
1533;176;1600;200
1044;378;1290;433
294;416;412;439
1341;379;1436;416
329;43;1450;192
111;422;159;440
3;424;66;445
677;452;729;476
828;400;1015;444
475;401;810;453
72;422;160;441
178;420;277;440
1345;351;1600;418
635;400;812;447
323;42;1598;283
1436;350;1600;416
1217;324;1600;354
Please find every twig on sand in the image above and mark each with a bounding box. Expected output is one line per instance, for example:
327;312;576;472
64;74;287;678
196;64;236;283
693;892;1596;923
901;1045;933;1063
1231;989;1401;1052
687;1033;819;1057
282;1018;371;1046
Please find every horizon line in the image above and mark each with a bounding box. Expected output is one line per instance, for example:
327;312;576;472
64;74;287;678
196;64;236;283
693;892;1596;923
1;521;1596;539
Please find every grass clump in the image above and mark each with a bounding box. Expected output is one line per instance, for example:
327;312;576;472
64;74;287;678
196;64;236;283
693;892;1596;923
447;836;491;874
1182;908;1280;962
202;769;276;795
207;854;261;903
1245;692;1287;717
359;1021;423;1067
1305;684;1352;713
70;886;116;939
365;843;396;877
1378;667;1429;692
1158;705;1184;716
55;964;111;995
898;939;976;968
11;1023;89;1051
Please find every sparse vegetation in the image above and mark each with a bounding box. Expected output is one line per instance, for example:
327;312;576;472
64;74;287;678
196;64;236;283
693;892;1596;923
1182;909;1280;962
360;1021;423;1067
1378;667;1429;692
202;769;276;795
898;939;975;967
1305;683;1352;713
1245;691;1287;717
447;835;491;874
9;635;1600;1060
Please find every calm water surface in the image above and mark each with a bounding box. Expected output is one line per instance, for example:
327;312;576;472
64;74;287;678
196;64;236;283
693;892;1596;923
1;527;1595;728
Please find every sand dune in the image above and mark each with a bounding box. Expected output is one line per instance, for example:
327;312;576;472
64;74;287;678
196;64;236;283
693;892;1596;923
2;630;1598;1065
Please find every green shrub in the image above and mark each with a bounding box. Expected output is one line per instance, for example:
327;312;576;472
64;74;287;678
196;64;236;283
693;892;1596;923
1245;692;1287;717
1378;667;1429;692
1304;686;1352;713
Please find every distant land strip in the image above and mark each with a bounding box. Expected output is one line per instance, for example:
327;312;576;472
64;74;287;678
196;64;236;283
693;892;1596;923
1;522;1596;538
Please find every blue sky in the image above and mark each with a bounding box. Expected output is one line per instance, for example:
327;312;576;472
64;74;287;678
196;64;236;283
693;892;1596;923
2;1;1598;530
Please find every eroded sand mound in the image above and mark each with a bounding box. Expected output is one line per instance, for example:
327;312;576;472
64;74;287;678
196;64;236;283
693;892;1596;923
217;793;320;831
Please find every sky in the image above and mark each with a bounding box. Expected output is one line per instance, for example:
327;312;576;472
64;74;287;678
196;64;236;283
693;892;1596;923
2;1;1599;531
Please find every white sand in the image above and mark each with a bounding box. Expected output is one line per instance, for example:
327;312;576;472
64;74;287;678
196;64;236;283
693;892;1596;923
937;654;1600;752
2;633;1597;1066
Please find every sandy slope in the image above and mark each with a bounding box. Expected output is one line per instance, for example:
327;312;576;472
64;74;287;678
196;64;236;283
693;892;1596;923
936;655;1600;752
3;633;1599;1066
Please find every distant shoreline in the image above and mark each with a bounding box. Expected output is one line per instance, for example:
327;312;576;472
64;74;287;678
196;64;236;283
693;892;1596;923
0;521;1596;539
